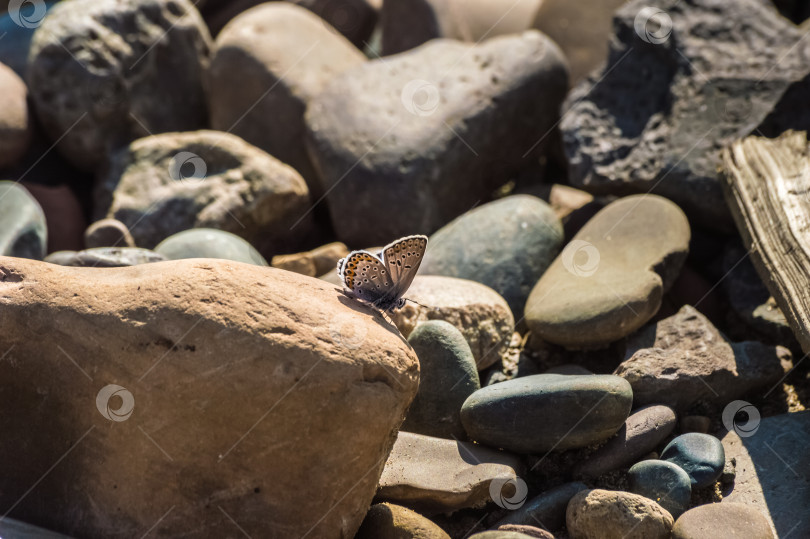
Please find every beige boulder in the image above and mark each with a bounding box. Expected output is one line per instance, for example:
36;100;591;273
0;256;418;538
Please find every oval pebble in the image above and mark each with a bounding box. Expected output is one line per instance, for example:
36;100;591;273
661;433;725;489
672;502;774;539
460;374;632;453
628;460;692;519
566;489;674;539
155;229;268;266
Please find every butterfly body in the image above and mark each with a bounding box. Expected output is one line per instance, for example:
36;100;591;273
337;235;428;312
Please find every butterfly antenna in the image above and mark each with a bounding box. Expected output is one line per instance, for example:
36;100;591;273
405;298;431;309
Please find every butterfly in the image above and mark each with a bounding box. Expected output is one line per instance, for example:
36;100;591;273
337;235;428;312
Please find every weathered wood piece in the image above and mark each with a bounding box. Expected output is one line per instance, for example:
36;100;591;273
721;131;810;354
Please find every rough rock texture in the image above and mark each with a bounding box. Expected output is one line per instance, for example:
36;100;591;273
356;503;450;539
0;61;31;168
672;503;774;539
614;305;789;411
574;405;677;478
390;276;515;370
721;411;810;537
460;374;632;453
377;431;523;514
420;195;563;318
27;0;212;171
381;0;540;55
561;0;810;230
0;256;418;538
525;195;690;349
95;130;311;254
0;181;46;259
306;31;568;245
566;489;674;539
207;3;365;193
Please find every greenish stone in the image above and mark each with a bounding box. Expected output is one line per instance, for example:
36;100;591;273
460;374;632;453
420;195;563;318
403;321;480;440
661;433;725;489
155;228;268;266
0;181;46;259
628;460;692;519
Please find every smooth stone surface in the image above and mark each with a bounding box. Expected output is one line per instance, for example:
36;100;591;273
672;503;774;539
628;460;692;519
566;489;674;539
721;410;810;537
562;0;810;230
356;502;450;539
95;130;311;253
306;31;568;245
27;0;212;171
403;321;480;440
525;195;690;349
43;247;166;267
0;256;418;538
272;242;349;277
20;183;85;253
469;532;537;539
390;276;515;370
420;195;563;318
495;482;588;532
0;61;31;168
84;219;135;249
155;228;267;266
381;0;540;55
0;517;74;538
377;431;524;514
460;374;632;453
495;524;553;539
0;181;46;260
574;405;677;478
207;3;365;192
661;433;725;489
614;305;789;411
531;0;628;85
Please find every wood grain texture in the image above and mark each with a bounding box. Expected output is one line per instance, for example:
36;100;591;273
721;130;810;354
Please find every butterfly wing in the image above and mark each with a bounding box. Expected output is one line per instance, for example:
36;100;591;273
338;250;395;305
382;235;428;299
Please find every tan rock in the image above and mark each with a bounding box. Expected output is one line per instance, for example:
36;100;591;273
671;503;774;539
0;256;418;538
391;276;514;370
566;489;673;539
356;502;450;539
208;3;365;193
377;431;523;514
272;242;349;277
0;61;31;168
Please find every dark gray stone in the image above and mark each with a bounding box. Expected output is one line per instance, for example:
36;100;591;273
44;247;166;267
460;374;632;453
403;320;480;440
27;0;212;171
628;460;692;519
0;181;46;260
574;404;677;478
155;228;268;266
420;195;563;318
495;481;588;532
562;0;810;231
661;433;725;489
306;31;568;246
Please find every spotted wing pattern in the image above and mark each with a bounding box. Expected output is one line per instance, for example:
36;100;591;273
382;235;428;297
338;250;394;304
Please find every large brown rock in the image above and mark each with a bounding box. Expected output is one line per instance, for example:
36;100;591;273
207;3;365;193
0;61;31;168
0;256;418;538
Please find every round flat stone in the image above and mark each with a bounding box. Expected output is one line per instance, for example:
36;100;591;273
155;229;268;266
460;374;632;453
628;460;692;519
672;503;774;539
661;433;725;489
403;320;480;440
